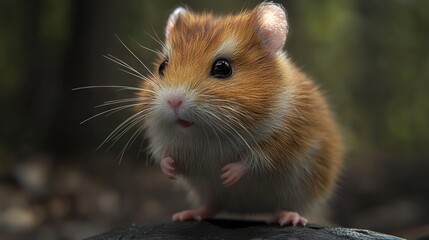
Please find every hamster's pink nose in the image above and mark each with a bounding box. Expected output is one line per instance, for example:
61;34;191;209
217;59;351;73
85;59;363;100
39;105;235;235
167;95;183;109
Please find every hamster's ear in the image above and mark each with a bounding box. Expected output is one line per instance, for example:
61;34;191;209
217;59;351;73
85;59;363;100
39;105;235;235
165;7;187;39
256;3;288;54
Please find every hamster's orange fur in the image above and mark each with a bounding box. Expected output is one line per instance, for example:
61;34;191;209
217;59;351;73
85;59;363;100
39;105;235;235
137;3;343;225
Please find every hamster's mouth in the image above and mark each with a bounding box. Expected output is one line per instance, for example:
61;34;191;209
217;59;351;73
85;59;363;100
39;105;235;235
176;118;194;128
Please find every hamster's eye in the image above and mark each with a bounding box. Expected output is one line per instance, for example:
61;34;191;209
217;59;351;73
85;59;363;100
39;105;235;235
210;58;233;79
159;60;168;77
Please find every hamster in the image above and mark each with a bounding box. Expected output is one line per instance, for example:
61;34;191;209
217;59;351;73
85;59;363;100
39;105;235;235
136;2;343;226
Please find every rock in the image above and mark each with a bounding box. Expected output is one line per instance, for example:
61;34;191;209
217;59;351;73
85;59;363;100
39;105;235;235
85;219;404;240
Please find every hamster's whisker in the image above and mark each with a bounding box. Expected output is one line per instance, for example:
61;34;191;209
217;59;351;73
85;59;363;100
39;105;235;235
103;103;149;117
204;104;256;142
117;68;148;81
198;94;247;109
219;116;259;157
218;105;250;119
95;97;152;108
97;108;150;150
151;26;165;49
117;69;158;88
73;85;143;91
222;114;272;167
115;35;159;81
105;116;146;152
104;54;157;87
116;115;146;153
80;102;145;124
222;113;260;144
204;110;256;157
212;110;274;167
104;54;146;79
194;110;227;160
146;30;167;50
133;39;167;59
205;115;242;155
111;115;146;142
118;124;146;164
111;107;155;143
214;119;247;152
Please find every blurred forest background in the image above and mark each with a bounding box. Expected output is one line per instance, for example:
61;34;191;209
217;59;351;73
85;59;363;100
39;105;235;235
1;0;428;239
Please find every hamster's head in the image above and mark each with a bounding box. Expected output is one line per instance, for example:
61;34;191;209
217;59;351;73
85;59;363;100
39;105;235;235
138;3;291;147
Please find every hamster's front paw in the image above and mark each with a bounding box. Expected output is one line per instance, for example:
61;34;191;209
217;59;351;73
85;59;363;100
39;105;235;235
160;157;176;180
220;162;248;187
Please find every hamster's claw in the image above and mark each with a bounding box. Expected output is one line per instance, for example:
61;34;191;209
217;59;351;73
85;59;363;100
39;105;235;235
160;157;176;180
275;210;308;226
221;162;248;187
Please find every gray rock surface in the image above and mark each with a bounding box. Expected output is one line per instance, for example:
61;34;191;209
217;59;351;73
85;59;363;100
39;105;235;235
86;219;404;240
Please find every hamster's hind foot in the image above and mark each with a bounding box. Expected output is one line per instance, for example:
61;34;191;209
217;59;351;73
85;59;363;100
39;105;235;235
172;206;218;222
274;210;308;226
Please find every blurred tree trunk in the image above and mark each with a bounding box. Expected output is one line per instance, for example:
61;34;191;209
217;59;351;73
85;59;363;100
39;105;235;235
48;0;120;157
19;0;50;153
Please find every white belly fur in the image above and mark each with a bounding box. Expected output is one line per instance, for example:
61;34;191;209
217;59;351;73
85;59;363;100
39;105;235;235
148;131;318;216
183;160;314;215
